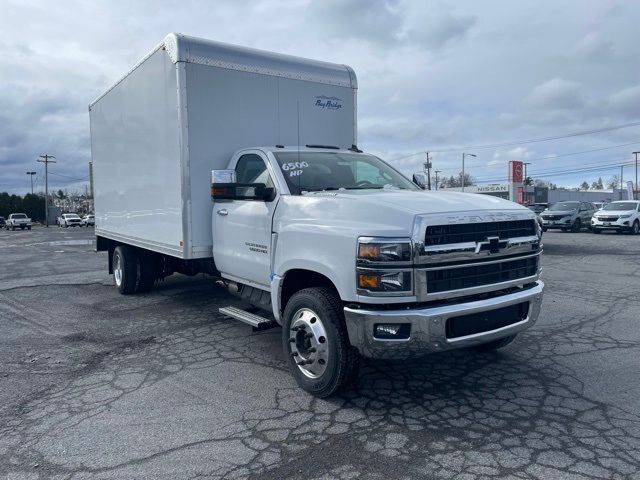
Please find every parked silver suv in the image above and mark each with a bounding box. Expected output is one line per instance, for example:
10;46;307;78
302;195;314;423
540;201;596;232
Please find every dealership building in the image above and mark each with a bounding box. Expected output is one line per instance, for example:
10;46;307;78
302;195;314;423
440;160;634;204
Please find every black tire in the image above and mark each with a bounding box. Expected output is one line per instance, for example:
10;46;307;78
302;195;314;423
136;251;156;293
592;228;601;234
632;221;640;235
27;226;31;230
282;287;359;398
561;228;567;232
571;219;581;232
542;227;547;232
470;334;517;352
112;245;138;294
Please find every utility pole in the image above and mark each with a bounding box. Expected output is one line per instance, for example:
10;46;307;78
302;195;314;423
37;154;56;227
423;152;432;190
620;165;624;200
461;153;476;192
633;151;639;200
434;170;441;190
89;161;94;198
26;171;36;195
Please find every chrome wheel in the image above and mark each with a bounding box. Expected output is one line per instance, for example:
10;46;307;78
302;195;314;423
113;253;123;287
288;308;329;379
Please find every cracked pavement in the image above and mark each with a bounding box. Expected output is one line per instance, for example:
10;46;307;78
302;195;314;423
1;226;640;479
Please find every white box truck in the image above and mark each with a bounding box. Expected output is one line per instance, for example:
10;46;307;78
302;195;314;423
90;33;544;397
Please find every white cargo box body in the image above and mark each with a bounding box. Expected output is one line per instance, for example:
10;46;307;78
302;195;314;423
90;33;357;259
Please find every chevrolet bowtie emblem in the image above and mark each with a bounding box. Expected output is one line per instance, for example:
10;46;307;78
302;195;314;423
475;236;507;254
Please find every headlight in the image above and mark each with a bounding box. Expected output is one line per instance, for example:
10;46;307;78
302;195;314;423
619;214;631;218
357;237;413;296
357;239;411;263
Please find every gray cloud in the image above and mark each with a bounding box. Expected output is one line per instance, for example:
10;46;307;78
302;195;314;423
1;0;640;193
524;78;586;111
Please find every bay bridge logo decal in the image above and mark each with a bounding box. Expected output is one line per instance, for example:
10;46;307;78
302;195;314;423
314;95;342;110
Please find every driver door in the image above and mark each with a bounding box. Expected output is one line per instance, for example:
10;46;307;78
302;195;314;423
212;152;278;287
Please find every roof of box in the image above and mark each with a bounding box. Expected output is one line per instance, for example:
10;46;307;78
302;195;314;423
163;33;356;88
90;33;356;108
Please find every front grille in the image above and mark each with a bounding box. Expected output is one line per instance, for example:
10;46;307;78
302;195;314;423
599;216;619;221
425;220;536;246
426;256;538;293
543;215;565;221
445;302;529;339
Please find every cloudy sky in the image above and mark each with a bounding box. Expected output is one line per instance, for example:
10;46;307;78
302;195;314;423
1;0;639;195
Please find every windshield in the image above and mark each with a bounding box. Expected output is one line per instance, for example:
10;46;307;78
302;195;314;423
273;152;418;194
13;213;27;218
549;202;579;211
65;214;80;219
603;202;638;211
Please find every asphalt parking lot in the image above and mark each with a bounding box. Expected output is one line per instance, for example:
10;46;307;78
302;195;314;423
1;226;639;479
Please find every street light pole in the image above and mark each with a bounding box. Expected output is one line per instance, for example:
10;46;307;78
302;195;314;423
620;165;624;200
633;151;640;200
461;153;476;192
523;162;531;205
434;170;441;190
26;171;36;195
37;154;56;227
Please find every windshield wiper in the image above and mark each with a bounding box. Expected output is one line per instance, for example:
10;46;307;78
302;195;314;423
343;185;384;190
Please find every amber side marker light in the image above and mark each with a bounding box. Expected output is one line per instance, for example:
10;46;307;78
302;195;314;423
358;273;380;289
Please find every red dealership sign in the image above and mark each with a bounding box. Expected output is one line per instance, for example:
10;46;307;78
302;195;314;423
509;160;523;183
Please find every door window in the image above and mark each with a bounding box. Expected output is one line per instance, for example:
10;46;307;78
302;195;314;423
234;154;275;200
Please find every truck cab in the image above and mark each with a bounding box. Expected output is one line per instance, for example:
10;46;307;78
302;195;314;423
210;146;543;395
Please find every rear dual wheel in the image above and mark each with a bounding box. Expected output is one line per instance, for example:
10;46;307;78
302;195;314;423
112;245;156;295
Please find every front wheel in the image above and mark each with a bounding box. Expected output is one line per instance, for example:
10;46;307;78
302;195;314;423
282;287;359;397
632;221;639;235
571;219;581;232
592;228;601;234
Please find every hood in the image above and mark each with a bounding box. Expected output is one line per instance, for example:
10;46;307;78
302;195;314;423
597;209;635;215
303;189;528;215
543;209;576;215
277;189;535;240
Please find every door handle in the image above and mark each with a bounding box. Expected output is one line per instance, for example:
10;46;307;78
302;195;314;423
217;209;228;216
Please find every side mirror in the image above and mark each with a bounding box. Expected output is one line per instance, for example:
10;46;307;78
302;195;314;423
211;182;275;201
412;172;428;190
211;170;275;201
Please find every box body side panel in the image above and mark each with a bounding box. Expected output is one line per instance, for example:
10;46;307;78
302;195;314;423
90;49;185;257
185;63;355;251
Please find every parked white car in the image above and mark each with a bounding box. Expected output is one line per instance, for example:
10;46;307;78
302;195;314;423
591;200;640;234
57;213;83;228
5;213;32;230
81;214;95;227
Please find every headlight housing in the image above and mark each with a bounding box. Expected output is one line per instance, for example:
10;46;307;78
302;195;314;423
356;238;413;296
619;214;632;218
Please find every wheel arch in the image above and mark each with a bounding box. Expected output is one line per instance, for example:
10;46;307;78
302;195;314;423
275;268;341;324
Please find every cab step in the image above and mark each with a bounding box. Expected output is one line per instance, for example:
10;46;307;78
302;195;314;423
219;306;276;331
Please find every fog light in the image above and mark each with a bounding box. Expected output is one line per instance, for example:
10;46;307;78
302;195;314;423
377;324;400;336
374;323;411;339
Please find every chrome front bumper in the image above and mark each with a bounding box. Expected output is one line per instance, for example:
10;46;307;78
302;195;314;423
344;281;544;359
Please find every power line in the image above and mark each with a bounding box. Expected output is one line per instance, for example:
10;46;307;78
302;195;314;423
390;121;640;160
48;171;89;182
475;160;636;183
